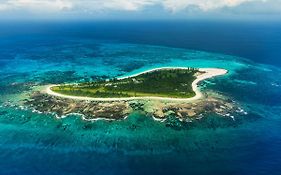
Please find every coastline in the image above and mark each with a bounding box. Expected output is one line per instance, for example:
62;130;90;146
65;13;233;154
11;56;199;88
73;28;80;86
45;67;228;102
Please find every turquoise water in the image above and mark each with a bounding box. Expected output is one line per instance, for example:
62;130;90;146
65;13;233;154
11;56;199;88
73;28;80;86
1;38;281;174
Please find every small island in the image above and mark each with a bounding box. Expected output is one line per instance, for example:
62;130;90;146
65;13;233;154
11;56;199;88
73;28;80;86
24;67;245;122
46;67;228;101
51;68;198;99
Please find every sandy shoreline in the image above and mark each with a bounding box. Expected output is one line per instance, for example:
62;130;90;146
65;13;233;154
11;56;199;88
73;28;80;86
45;67;228;102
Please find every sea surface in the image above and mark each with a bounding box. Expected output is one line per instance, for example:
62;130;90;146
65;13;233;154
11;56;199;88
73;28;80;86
0;20;281;175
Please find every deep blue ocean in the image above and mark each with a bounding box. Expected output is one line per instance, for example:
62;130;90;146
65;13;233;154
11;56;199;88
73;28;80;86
0;20;281;175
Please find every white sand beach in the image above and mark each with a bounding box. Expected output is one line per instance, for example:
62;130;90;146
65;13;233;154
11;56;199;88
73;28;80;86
45;67;228;102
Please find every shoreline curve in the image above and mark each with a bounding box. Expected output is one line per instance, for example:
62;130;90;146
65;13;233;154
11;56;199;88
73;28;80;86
45;67;228;102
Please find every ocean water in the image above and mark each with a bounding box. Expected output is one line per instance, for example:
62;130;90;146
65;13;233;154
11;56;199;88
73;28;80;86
0;21;281;175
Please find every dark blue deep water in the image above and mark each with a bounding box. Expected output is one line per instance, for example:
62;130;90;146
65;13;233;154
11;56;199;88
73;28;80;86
0;20;281;175
1;20;281;67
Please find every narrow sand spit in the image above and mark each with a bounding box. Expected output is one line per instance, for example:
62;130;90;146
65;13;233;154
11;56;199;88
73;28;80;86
45;67;228;102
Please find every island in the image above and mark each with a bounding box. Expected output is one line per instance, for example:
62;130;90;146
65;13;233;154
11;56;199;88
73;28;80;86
24;67;246;122
46;67;228;101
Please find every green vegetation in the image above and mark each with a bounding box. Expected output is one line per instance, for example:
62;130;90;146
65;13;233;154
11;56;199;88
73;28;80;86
51;68;199;98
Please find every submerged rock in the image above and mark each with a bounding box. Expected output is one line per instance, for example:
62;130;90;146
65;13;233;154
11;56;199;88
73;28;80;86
23;90;243;122
24;92;131;120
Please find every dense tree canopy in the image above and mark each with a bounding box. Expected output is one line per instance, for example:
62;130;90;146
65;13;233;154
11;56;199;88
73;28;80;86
51;68;198;98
